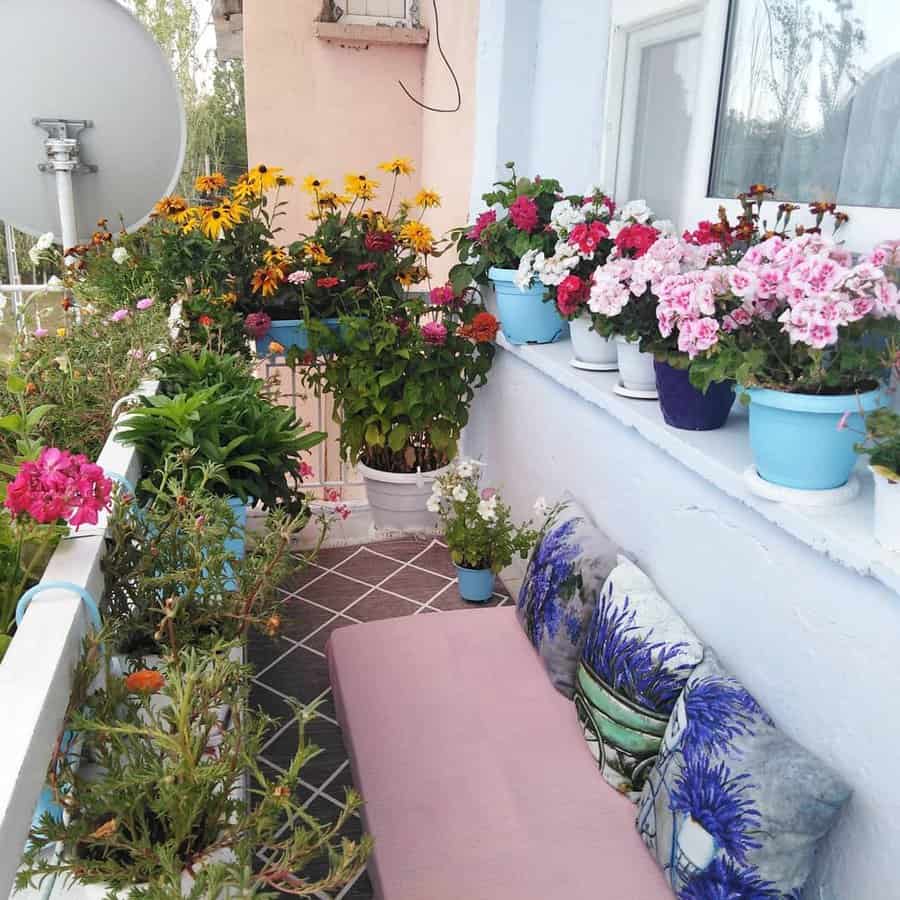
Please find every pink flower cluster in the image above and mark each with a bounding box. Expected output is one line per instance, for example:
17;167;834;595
429;284;456;307
508;196;539;233
656;268;732;357
735;234;899;349
467;210;496;242
421;320;448;346
287;269;312;285
568;221;609;257
6;447;112;529
244;311;272;338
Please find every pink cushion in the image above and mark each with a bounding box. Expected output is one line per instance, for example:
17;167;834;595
327;608;672;900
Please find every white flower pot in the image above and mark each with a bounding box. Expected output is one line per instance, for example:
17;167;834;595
358;460;451;532
614;336;656;392
570;315;617;366
871;466;900;550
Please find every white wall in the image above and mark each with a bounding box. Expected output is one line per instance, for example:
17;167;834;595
464;351;900;900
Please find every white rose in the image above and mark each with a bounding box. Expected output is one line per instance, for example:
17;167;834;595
112;246;129;265
620;199;652;223
534;496;549;516
452;485;468;502
36;231;55;251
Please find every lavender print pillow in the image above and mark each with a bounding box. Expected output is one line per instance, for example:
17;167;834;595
636;651;851;898
574;557;703;800
516;496;619;698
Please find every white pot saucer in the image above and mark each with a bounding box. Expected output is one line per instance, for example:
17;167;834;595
613;380;658;400
743;466;860;506
569;358;619;372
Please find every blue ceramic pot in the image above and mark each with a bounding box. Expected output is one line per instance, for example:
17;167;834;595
654;361;735;431
222;496;248;591
489;267;567;345
255;318;341;357
747;385;884;490
456;565;495;604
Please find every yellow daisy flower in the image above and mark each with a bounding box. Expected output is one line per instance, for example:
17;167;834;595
378;157;415;176
201;205;235;240
414;188;441;209
344;173;379;200
153;195;189;220
276;173;295;187
219;291;237;306
194;173;227;194
232;177;258;202
304;241;333;265
303;175;330;194
263;247;290;267
220;197;249;222
56;327;67;338
247;164;285;193
399;221;434;254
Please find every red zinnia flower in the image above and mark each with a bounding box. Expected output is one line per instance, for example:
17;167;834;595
317;277;340;289
357;262;378;272
243;311;272;338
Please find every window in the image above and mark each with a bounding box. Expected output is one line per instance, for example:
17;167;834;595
343;0;419;27
710;0;900;208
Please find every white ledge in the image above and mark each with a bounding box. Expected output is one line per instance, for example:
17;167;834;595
497;334;900;596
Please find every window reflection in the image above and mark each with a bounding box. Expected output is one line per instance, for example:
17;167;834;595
710;0;900;208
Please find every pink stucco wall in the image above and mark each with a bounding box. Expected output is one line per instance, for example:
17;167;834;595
243;0;480;282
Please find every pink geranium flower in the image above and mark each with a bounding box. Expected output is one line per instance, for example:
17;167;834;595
508;196;539;233
467;210;496;242
298;461;315;479
5;447;112;529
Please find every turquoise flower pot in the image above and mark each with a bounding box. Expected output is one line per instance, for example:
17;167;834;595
455;565;495;604
747;386;884;490
255;318;341;357
222;496;247;591
489;267;567;345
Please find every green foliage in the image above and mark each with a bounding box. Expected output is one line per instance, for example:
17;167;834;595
304;294;496;473
451;162;567;286
430;462;538;571
18;643;370;898
857;407;900;479
101;462;313;657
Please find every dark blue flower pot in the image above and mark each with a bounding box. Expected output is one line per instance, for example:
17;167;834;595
255;318;341;358
456;565;495;603
654;361;735;431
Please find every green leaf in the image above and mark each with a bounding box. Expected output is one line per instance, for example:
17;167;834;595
388;424;409;452
6;375;26;395
25;405;55;430
365;423;384;447
0;413;22;433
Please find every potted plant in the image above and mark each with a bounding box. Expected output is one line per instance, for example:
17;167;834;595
427;460;538;603
304;293;499;530
18;642;371;898
244;157;438;359
451;162;569;345
691;229;899;490
853;407;900;549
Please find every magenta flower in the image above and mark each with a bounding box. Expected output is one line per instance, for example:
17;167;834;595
421;321;448;346
509;196;539;233
110;308;130;323
429;284;456;307
136;297;154;311
298;461;315;479
5;447;112;529
243;311;272;339
481;487;497;500
467;209;497;242
33;328;48;338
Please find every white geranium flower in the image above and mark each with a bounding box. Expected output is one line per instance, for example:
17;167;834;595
452;485;468;502
426;495;442;513
619;199;652;223
112;246;129;265
456;460;474;478
430;481;443;498
514;249;540;291
550;199;586;236
536;243;579;286
477;498;497;523
534;496;549;516
36;231;55;251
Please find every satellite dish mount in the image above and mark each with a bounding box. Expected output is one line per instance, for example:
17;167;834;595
33;117;98;252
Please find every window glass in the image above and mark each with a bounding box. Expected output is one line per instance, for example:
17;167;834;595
710;0;900;208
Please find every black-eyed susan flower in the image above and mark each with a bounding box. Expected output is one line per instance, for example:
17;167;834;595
220;197;249;223
194;172;227;194
232;176;258;202
153;195;189;219
413;188;441;209
378;157;415;176
251;265;286;297
303;175;330;194
344;173;379;200
247;164;284;193
303;241;333;265
399;221;434;254
275;173;295;187
201;205;235;239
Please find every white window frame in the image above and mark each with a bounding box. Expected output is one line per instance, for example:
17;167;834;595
341;0;420;28
605;0;900;252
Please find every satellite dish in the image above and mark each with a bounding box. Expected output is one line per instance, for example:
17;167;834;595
0;0;186;250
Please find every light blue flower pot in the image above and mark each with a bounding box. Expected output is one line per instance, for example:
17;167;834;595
489;267;567;345
222;496;248;591
255;318;341;357
455;565;495;604
747;386;884;490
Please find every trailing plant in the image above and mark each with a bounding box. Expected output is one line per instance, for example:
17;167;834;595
855;406;900;480
303;292;498;473
100;461;320;657
19;641;371;898
427;460;538;571
450;162;567;292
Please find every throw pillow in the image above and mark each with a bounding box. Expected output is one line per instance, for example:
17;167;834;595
636;651;852;898
516;495;619;698
575;557;704;800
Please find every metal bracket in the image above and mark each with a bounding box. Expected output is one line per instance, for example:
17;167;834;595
33;117;98;175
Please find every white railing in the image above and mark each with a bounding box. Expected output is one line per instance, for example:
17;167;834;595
0;385;151;897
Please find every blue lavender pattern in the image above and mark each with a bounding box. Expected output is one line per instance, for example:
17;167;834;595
581;581;692;714
517;516;581;648
678;858;778;900
669;757;761;863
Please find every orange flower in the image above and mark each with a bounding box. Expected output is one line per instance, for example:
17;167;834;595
198;314;214;327
194;172;227;194
152;195;189;219
748;183;774;197
251;265;286;297
269;340;285;354
458;311;499;343
125;670;165;693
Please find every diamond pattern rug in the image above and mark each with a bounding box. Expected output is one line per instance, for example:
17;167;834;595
250;538;514;899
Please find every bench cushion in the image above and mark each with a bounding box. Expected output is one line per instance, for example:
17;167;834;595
328;607;672;900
